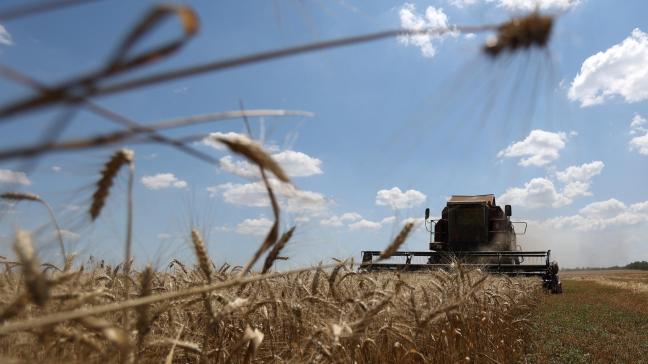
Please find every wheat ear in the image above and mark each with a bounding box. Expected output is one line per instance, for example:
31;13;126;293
379;222;415;261
89;148;134;220
262;226;295;273
2;192;66;268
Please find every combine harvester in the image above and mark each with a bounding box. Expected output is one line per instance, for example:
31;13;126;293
360;194;562;293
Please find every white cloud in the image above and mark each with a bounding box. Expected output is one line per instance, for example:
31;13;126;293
448;0;580;11
629;114;648;155
630;133;648;155
219;155;259;179
555;160;604;183
320;212;362;227
579;198;626;218
569;29;648;107
141;173;187;190
381;216;397;225
272;150;322;177
236;217;273;235
375;187;426;209
448;0;478;8
51;166;62;173
158;233;173;240
219;150;322;179
497;130;568;167
499;178;570;208
0;24;12;45
543;198;648;231
496;0;580;11
0;169;31;185
207;180;327;214
500;161;604;208
561;181;591;199
398;3;452;58
630;114;647;129
349;219;383;230
59;230;80;242
319;212;420;230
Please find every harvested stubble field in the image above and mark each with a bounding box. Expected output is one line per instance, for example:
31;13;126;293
529;270;648;364
0;258;542;363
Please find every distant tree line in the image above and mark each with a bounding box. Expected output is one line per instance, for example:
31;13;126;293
625;261;648;270
566;261;648;271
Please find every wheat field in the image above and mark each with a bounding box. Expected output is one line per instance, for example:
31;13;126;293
0;255;541;363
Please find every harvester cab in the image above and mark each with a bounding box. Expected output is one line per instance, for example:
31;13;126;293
360;194;562;293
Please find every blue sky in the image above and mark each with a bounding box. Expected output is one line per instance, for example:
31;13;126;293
1;0;648;269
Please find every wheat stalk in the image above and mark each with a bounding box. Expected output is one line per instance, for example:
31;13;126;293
379;222;415;261
261;226;295;274
13;230;49;306
215;134;290;183
190;229;213;283
135;265;153;347
1;192;66;268
239;168;280;277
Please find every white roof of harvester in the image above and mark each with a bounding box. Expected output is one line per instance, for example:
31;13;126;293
448;194;496;206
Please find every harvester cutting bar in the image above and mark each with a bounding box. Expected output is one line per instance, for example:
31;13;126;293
359;250;562;293
359;250;552;274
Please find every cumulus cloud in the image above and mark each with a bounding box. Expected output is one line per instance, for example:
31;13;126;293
543;198;648;231
320;212;362;227
219;151;322;179
500;161;604;208
555;160;604;183
629;114;648;155
207;180;327;214
448;0;479;8
499;178;570;208
448;0;580;11
569;29;648;107
272;151;323;177
497;130;569;167
0;169;31;185
59;230;80;242
319;212;420;230
236;217;273;235
381;216;397;225
630;114;647;129
630;133;648;155
496;0;580;11
141;173;187;190
578;198;626;218
0;24;12;45
375;187;426;209
219;155;259;179
349;219;383;230
398;3;452;58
